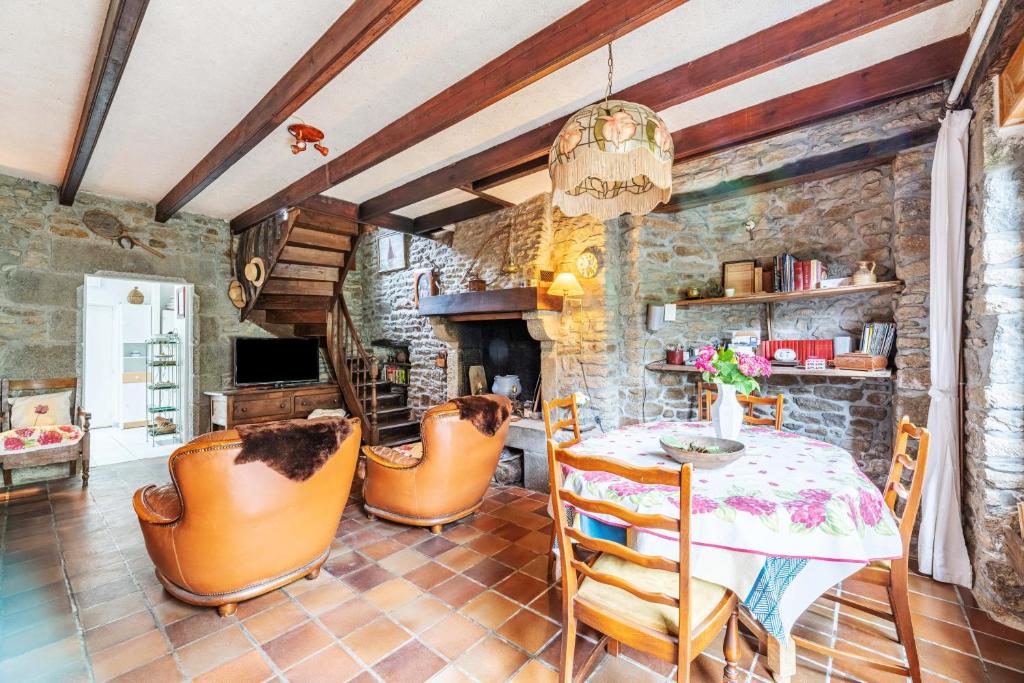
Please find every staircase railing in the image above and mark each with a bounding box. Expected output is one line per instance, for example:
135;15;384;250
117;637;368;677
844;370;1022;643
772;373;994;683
326;229;379;444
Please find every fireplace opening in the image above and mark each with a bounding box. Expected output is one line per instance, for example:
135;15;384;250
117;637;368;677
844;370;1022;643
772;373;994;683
458;319;541;403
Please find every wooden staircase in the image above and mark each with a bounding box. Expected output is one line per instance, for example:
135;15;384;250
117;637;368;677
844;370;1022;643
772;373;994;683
236;206;415;445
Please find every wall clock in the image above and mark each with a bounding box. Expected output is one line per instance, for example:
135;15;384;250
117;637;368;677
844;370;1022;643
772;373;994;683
575;247;602;279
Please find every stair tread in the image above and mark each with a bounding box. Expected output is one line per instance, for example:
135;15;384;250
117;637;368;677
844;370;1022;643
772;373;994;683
374;405;411;416
376;419;419;431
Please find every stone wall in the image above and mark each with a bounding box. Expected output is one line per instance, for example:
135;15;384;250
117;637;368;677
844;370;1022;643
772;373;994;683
963;76;1024;626
0;173;266;443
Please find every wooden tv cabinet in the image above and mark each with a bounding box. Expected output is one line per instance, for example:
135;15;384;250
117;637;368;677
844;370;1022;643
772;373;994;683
205;383;342;430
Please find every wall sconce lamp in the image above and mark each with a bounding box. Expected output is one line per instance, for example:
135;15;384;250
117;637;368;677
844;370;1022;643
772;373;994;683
548;269;584;303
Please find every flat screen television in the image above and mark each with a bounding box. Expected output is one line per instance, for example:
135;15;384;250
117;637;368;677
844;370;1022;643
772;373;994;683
234;337;320;386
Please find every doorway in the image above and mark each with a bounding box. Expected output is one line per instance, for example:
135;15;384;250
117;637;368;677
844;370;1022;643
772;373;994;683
83;275;195;466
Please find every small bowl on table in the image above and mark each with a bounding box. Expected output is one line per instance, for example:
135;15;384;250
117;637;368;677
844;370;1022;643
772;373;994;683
659;435;745;469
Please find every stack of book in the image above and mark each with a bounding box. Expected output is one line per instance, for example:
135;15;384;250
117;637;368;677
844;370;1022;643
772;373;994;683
758;340;835;364
771;255;828;292
860;322;896;357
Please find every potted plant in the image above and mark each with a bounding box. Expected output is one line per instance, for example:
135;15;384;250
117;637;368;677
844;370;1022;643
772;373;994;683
694;346;772;439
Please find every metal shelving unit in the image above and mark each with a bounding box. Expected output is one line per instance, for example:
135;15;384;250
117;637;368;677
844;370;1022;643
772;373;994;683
146;334;182;445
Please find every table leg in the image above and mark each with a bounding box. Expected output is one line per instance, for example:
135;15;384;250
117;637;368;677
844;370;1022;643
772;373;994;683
767;637;796;683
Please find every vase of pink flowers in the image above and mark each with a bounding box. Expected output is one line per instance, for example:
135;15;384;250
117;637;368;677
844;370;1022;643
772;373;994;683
694;345;773;439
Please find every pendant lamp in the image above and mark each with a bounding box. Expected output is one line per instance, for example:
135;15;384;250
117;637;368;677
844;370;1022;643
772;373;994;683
549;45;673;220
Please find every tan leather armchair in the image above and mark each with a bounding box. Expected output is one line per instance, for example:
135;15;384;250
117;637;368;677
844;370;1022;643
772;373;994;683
133;418;360;616
362;395;511;533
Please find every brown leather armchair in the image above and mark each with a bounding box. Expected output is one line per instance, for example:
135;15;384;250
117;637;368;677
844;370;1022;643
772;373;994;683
133;418;360;616
362;395;511;533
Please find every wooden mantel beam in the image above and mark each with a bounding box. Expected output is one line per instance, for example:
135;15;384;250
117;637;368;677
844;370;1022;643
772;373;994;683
155;0;422;223
59;0;150;206
356;0;949;220
230;0;691;231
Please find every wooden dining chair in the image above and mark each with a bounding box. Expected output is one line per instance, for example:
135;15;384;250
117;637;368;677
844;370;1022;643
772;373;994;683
543;395;582;579
697;382;785;430
548;442;741;682
791;416;931;682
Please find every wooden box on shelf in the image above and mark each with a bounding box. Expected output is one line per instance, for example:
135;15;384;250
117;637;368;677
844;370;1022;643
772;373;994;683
834;353;887;371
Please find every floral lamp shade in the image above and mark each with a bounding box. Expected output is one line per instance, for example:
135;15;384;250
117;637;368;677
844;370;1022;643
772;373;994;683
549;100;673;220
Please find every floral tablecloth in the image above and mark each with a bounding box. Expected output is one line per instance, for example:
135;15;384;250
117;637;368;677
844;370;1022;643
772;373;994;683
564;421;902;640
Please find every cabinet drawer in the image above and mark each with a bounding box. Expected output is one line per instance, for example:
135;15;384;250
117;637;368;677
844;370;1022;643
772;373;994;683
233;396;292;420
294;392;342;414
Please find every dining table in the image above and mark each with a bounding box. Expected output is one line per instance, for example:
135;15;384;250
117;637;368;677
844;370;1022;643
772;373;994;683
562;420;903;682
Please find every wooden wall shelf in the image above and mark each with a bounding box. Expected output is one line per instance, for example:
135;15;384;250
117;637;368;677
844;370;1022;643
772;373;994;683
673;281;902;307
648;362;892;379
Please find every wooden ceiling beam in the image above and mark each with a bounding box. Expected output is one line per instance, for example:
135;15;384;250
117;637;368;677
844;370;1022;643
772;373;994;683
59;0;150;206
231;0;691;231
156;0;422;222
411;198;503;235
418;35;966;232
356;0;949;220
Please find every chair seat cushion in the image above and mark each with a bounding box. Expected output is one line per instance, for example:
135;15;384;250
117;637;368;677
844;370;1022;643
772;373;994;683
576;553;727;636
8;391;72;428
367;442;423;468
0;425;83;456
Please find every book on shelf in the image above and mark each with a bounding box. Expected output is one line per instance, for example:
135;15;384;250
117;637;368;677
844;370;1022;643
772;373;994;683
769;255;827;293
859;322;896;357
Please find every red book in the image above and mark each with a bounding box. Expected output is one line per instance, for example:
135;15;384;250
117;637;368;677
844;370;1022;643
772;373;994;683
795;262;804;290
802;261;811;290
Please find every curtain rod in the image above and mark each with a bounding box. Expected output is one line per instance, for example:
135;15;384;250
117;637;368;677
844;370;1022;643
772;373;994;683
946;0;1002;108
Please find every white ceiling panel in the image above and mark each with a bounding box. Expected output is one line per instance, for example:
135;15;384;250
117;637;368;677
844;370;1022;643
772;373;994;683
484;171;551;207
0;0;107;184
79;0;353;206
395;188;476;219
185;0;589;218
325;0;826;205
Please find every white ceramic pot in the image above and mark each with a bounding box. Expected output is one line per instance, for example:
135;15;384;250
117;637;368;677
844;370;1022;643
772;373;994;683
491;375;522;400
711;383;744;440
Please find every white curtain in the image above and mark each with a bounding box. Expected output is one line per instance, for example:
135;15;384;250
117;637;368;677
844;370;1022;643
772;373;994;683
917;109;972;587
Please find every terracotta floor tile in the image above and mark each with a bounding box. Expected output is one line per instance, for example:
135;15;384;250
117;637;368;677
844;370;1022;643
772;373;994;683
343;564;396;592
342;616;412;664
436;546;486;572
283;570;332;597
263;621;333;670
443;523;483;544
495;572;548;606
986;663;1024;682
909;591;969;626
0;580;68;614
0;610;77;660
430;575;487;608
164;608;231;648
517;531;552;555
319;597;382;638
0;635;83;682
392;527;433;546
976;631;1024;671
539;633;599;672
391;595;452;633
364;577;422;612
911;611;978;655
374;639;447;683
456;635;529;682
468;514;506;532
284;644;363;683
494;524;532;543
84;610;158;654
493;544;540;569
461;591;520;629
232;588;288;620
175;625;253;678
428;665;477;683
528;587;562;622
241;600;309;643
908;573;960;603
415;535;458;558
463;557;516;587
108;653;181;683
90;629;169;682
324;550;370;577
151;598;205;628
405;561;456;590
379;548;431;575
510;658;558;682
466;534;513;556
362;538;404;561
420;613;487;660
78;592;149;631
74;576;139;610
296;579;354;615
498;608;561;654
193;649;274;683
917;640;988;681
966;606;1024;643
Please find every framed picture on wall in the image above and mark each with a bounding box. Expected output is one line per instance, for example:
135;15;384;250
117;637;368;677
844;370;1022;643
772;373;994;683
378;233;406;272
413;269;438;308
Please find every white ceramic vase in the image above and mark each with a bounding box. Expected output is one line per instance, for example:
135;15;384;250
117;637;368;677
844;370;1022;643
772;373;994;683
711;383;743;440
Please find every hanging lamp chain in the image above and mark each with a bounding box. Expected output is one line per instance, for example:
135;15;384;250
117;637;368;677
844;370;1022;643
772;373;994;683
603;43;614;109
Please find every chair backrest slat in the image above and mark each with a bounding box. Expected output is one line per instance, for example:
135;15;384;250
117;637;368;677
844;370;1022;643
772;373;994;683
556;449;679;486
560;489;679;533
543;395;581;449
564;527;679;573
699;385;784;430
882;416;930;555
571;559;679;607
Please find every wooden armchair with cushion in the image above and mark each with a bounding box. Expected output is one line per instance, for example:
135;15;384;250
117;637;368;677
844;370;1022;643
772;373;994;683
361;394;512;533
1;378;91;486
133;417;360;616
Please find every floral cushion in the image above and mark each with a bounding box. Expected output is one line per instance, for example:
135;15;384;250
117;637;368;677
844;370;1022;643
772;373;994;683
0;425;83;456
9;391;72;428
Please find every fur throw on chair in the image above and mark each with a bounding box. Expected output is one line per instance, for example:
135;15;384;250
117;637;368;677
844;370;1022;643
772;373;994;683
235;417;352;481
451;395;511;436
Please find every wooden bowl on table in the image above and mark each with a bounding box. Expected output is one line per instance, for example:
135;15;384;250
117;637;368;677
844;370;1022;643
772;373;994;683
659;435;745;469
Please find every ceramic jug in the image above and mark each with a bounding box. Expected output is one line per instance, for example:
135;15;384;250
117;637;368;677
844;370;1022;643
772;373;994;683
492;375;521;400
852;261;877;286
